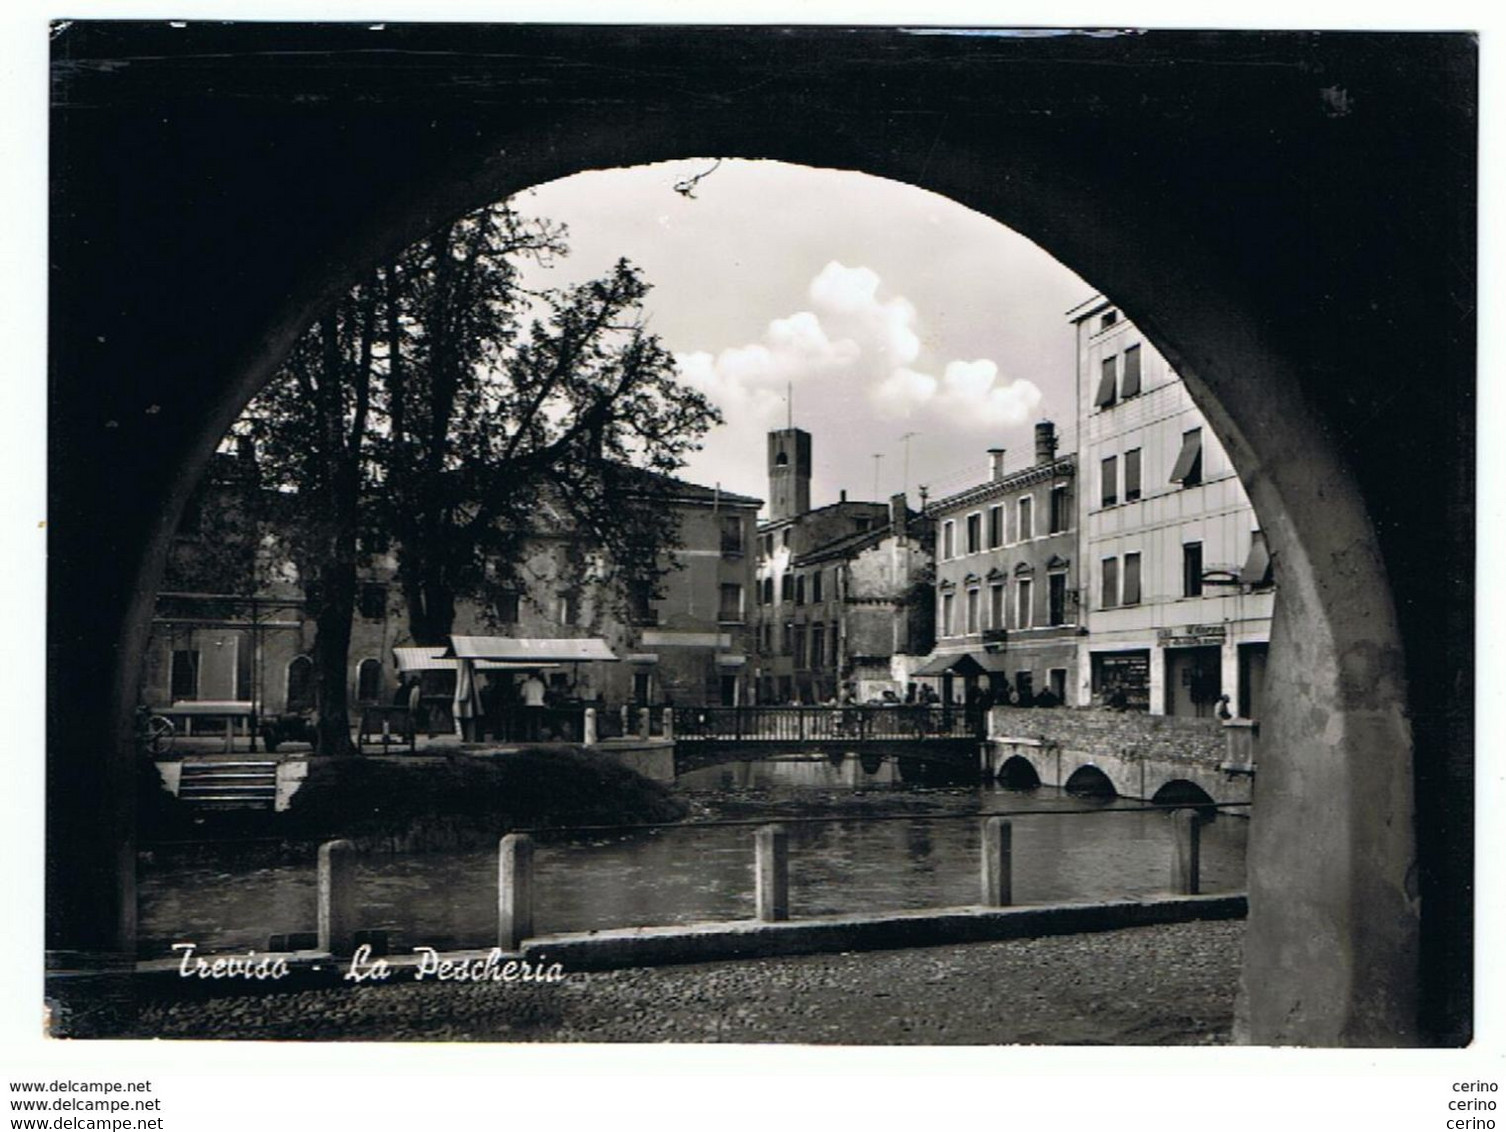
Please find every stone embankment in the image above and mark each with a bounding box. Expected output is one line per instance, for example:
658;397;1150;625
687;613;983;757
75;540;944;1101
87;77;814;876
134;919;1243;1044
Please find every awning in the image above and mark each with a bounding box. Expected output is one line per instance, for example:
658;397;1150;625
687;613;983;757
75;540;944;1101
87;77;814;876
395;646;556;673
446;636;619;663
1240;530;1273;586
1169;428;1204;483
911;653;986;677
1093;359;1118;408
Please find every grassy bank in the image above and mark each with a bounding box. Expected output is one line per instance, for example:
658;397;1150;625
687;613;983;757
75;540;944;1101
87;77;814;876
140;748;686;851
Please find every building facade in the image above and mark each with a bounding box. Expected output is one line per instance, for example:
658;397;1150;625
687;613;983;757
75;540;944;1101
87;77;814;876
140;450;762;719
1071;296;1274;718
919;421;1080;705
752;427;933;703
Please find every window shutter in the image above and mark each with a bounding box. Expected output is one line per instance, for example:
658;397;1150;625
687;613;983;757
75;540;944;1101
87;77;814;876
1094;357;1118;408
1240;530;1273;586
1169;428;1203;483
1122;345;1142;397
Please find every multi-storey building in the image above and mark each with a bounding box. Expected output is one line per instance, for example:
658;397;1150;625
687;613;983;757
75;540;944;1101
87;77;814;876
1070;295;1274;718
751;427;933;703
916;421;1079;705
139;448;762;719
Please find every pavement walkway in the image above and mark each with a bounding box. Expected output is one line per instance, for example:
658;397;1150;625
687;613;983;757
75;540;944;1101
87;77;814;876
133;919;1244;1044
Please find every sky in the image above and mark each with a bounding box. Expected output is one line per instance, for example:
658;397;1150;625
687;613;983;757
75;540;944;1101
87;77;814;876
511;159;1095;513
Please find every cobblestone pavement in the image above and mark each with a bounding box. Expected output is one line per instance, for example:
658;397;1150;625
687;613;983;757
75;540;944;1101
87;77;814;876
134;920;1243;1044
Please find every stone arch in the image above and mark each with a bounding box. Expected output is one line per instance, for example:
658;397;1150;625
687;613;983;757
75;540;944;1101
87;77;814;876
1064;765;1118;799
1152;779;1217;809
997;754;1042;790
47;26;1471;1045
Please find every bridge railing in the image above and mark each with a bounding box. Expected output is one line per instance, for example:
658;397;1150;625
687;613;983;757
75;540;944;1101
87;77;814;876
672;704;982;742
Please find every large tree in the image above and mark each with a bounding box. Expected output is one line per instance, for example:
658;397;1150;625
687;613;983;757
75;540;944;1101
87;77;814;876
236;200;721;747
242;284;382;756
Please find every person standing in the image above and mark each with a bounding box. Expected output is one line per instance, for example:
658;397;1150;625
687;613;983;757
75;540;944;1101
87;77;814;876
521;670;547;741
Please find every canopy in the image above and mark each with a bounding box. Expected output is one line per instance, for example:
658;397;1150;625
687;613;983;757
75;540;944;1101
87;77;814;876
394;646;557;673
911;652;986;678
446;636;619;663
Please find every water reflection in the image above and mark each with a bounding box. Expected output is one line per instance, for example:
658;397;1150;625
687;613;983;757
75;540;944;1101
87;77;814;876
137;753;1247;957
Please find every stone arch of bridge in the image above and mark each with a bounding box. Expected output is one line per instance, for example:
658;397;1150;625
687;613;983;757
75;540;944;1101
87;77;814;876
50;26;1471;1046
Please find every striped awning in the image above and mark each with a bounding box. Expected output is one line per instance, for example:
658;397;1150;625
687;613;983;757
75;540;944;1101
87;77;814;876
446;636;619;663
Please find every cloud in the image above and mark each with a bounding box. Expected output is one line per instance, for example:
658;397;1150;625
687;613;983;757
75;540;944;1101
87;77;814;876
676;260;1041;435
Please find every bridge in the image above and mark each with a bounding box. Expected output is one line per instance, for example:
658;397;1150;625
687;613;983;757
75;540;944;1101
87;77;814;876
671;704;984;776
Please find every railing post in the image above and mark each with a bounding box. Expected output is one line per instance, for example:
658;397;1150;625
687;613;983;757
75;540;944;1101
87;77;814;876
498;833;534;950
583;707;598;746
638;706;652;739
1171;808;1202;895
621;704;632;736
661;706;674;740
981;817;1013;907
317;839;357;956
798;706;806;742
755;823;789;922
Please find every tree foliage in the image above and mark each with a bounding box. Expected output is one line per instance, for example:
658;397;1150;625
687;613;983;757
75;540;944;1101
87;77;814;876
235;201;722;744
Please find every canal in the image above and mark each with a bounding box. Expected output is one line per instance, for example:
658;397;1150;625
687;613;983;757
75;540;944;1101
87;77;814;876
137;753;1248;959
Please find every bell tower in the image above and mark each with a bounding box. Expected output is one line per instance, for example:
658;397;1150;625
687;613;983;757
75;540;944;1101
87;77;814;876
767;427;812;521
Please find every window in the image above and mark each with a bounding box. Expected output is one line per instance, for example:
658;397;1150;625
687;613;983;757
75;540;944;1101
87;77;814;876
1123;552;1142;605
1101;455;1118;507
943;520;956;560
761;576;774;604
781;573;794;601
358;582;387;620
1122;344;1142;397
762;533;774;557
718;583;744;623
1101;557;1119;609
1018;495;1034;540
1048;668;1067;704
988;505;1004;548
1094;355;1117;408
170;648;200;701
720;515;744;556
795;574;806;605
811;570;824;604
1017;578;1033;629
792;624;807;669
1048;573;1068;626
782;622;793;654
810;623;825;669
1050;485;1069;534
990;583;1005;629
941;593;955;636
356;658;382;704
760;622;771;652
966;588;980;633
829;622;840;665
1241;529;1274;588
1124;447;1142;502
781;529;790;548
1015;670;1034;702
966;513;982;554
1100;310;1118;330
285;655;313;712
1170;427;1204;487
495;589;521;624
1183;542;1204;597
560;590;580;625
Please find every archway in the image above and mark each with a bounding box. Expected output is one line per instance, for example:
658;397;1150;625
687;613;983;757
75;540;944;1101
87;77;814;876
1065;765;1117;800
48;25;1472;1045
1152;780;1217;810
997;755;1042;790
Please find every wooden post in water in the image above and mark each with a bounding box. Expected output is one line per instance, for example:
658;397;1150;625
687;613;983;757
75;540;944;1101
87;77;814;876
499;833;534;950
1171;808;1202;895
755;824;789;922
981;817;1013;906
317;839;357;956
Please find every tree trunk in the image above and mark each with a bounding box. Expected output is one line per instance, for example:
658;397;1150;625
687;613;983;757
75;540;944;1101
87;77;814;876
312;561;358;758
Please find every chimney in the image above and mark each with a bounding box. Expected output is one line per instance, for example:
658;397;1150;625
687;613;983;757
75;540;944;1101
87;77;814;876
840;489;847;503
1035;421;1058;465
889;492;909;537
988;448;1006;481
